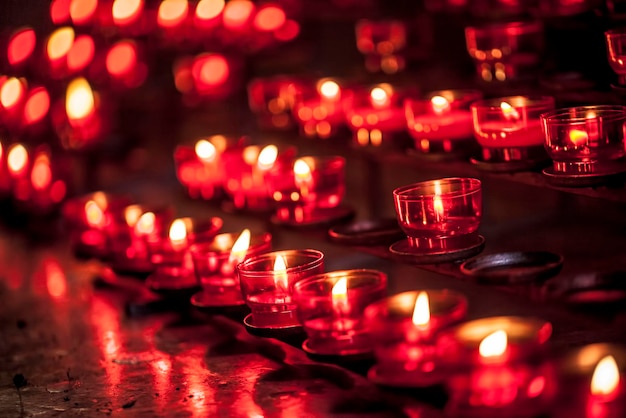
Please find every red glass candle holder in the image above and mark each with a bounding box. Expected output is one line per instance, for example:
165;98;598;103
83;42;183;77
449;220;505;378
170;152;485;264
438;316;555;417
552;343;626;418
541;105;626;174
405;89;483;155
364;290;468;387
292;78;348;139
354;19;407;74
238;249;325;329
471;96;555;162
266;155;345;224
190;230;272;308
292;269;387;356
247;76;305;130
465;21;543;83
606;28;626;86
393;177;482;251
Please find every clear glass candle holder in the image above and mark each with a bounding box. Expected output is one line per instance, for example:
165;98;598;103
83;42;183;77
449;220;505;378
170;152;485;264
405;89;483;154
541;105;626;174
471;96;555;162
190;231;272;307
247;76;305;130
238;249;325;328
292;269;387;356
606;28;626;86
364;290;468;386
465;21;543;83
292;78;349;139
393;178;482;251
266;155;345;223
354;19;407;74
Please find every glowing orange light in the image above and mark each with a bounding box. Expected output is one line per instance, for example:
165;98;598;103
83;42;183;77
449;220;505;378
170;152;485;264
331;277;348;312
192;54;229;87
70;0;98;25
135;211;155;235
47;27;75;61
273;255;288;292
253;5;286;32
196;0;224;20
223;0;254;29
591;356;620;398
169;218;188;247
569;129;588;146
112;0;144;25
0;77;24;109
31;153;52;191
65;77;95;122
50;0;72;24
257;145;278;170
7;28;36;66
479;330;508;358
228;228;251;263
274;19;299;42
195;139;217;162
431;95;450;115
7;144;29;176
158;0;189;28
294;158;312;185
67;35;95;71
433;181;444;220
370;84;392;109
85;200;105;228
23;87;50;125
45;258;67;299
412;291;430;326
124;205;143;227
106;41;137;77
500;102;520;120
318;80;340;101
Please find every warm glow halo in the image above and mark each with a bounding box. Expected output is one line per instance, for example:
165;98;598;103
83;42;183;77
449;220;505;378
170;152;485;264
411;291;430;326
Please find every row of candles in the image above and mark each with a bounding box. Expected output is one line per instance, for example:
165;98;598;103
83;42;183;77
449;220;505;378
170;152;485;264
63;185;626;417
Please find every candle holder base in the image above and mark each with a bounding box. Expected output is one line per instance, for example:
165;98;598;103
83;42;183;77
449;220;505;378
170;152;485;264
460;251;563;285
302;338;375;366
270;205;355;228
542;164;626;187
389;235;485;264
109;258;154;278
406;146;472;163
470;155;549;173
145;271;199;296
243;314;306;341
542;271;626;308
367;364;448;388
190;289;246;310
328;218;405;246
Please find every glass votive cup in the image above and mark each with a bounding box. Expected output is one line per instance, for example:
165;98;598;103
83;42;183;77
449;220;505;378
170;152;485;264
606;28;626;86
465;21;543;83
405;89;483;154
266;155;345;223
238;249;325;328
541;105;626;174
292;78;348;139
190;231;272;307
354;19;407;74
393;178;482;251
471;96;555;162
247;76;305;130
364;290;468;386
292;269;387;356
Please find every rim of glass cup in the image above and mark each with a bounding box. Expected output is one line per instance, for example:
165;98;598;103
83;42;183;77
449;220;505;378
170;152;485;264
605;28;626;39
364;289;468;321
293;269;387;296
465;20;543;37
393;178;481;201
471;96;555;112
189;231;272;256
237;249;325;278
540;105;626;125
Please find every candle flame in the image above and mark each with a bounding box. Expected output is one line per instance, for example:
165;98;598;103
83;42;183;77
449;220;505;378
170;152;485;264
0;77;24;109
169;218;188;244
229;228;251;263
196;0;224;20
294;159;312;184
195;139;217;162
69;0;98;25
257;144;278;170
223;0;254;29
112;0;143;24
7;144;29;175
318;80;340;100
273;255;288;292
124;205;143;227
433;180;444;220
500;102;520;121
106;41;137;77
431;95;450;116
411;291;430;326
135;211;155;235
569;129;588;146
370;84;392;108
66;77;94;121
158;0;189;28
47;27;75;61
331;277;348;305
591;355;620;397
23;87;50;125
85;200;105;228
31;153;52;191
586;111;597;120
479;330;508;358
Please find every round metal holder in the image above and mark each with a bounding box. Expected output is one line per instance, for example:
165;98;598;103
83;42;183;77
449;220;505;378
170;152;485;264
389;235;485;265
542;271;626;306
367;364;448;388
270;206;355;228
328;218;405;246
190;289;247;311
243;314;305;341
470;156;549;173
459;251;564;285
145;271;199;297
542;165;626;187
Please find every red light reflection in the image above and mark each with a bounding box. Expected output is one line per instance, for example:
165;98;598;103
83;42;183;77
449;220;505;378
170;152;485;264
50;0;72;24
253;5;285;32
67;35;95;72
90;295;122;389
23;87;50;125
7;28;36;67
44;257;67;299
274;19;300;42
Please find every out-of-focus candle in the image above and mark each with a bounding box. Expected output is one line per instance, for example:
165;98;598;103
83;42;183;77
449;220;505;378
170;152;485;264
292;78;347;139
247;75;305;130
355;19;407;74
293;269;387;356
14;147;67;214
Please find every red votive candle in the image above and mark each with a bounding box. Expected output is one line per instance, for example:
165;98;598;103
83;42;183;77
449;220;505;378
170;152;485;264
247;76;305;130
606;28;626;86
292;78;347;139
190;229;272;308
293;269;387;356
541;105;626;174
438;316;555;417
355;19;407;74
363;289;467;387
238;249;325;328
405;90;483;154
553;343;626;418
471;96;555;162
266;155;345;224
393;177;482;251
